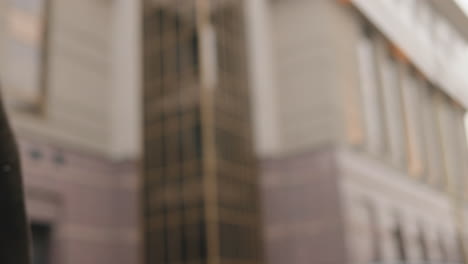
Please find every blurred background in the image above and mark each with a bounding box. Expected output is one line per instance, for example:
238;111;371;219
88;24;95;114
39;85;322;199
1;0;468;264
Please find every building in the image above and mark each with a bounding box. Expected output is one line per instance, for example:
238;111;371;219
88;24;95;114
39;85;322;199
141;0;263;263
0;0;141;263
246;0;468;264
141;0;468;264
4;0;465;263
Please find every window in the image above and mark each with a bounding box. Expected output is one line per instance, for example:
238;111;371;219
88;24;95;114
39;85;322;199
418;229;429;262
453;107;467;197
401;68;425;177
4;0;49;111
457;108;468;197
365;203;381;262
438;236;448;262
357;25;386;155
437;96;460;190
457;236;466;264
393;223;407;262
31;223;51;264
435;97;468;195
421;86;444;186
465;112;468;195
380;48;406;166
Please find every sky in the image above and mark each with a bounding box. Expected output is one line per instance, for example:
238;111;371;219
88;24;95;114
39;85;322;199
453;1;468;135
455;0;468;16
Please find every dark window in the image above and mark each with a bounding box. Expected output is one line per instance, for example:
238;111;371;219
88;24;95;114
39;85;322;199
29;148;42;160
366;203;381;262
418;229;429;261
191;120;203;160
152;8;199;78
393;224;407;262
438;236;448;262
53;152;66;165
190;32;199;71
31;223;51;264
198;220;207;261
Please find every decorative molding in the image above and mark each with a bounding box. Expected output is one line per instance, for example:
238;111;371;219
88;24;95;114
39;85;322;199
350;0;468;108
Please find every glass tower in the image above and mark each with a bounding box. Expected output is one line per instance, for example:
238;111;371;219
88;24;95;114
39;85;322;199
142;1;262;263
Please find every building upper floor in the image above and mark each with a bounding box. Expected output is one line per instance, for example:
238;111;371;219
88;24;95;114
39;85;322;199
0;0;142;160
246;0;468;197
1;0;466;172
350;0;468;108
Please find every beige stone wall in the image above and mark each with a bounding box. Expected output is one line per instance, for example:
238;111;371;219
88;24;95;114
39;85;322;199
0;0;111;154
109;0;142;160
0;1;141;262
44;0;112;150
245;0;281;158
257;1;468;264
0;0;141;160
265;0;343;157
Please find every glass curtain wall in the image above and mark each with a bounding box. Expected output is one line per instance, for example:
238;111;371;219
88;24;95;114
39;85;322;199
142;1;262;264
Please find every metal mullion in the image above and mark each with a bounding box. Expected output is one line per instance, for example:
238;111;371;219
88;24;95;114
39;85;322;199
174;2;192;262
162;9;178;95
233;5;253;173
181;114;199;170
160;7;172;263
167;210;183;263
177;27;197;78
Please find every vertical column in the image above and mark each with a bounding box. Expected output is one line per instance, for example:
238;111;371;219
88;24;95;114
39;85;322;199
110;0;142;159
196;0;220;263
244;0;280;158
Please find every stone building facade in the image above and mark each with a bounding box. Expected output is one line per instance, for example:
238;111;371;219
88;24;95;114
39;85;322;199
140;0;468;263
0;0;142;263
246;0;468;264
1;0;467;263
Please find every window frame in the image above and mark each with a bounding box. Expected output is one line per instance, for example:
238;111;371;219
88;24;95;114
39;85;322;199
357;23;387;156
4;0;51;115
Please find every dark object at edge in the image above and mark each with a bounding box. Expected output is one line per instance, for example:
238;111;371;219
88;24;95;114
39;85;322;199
0;88;31;264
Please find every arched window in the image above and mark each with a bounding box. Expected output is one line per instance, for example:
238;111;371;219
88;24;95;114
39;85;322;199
380;43;406;167
393;222;407;262
438;235;448;262
456;235;466;264
365;203;381;262
417;228;429;262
